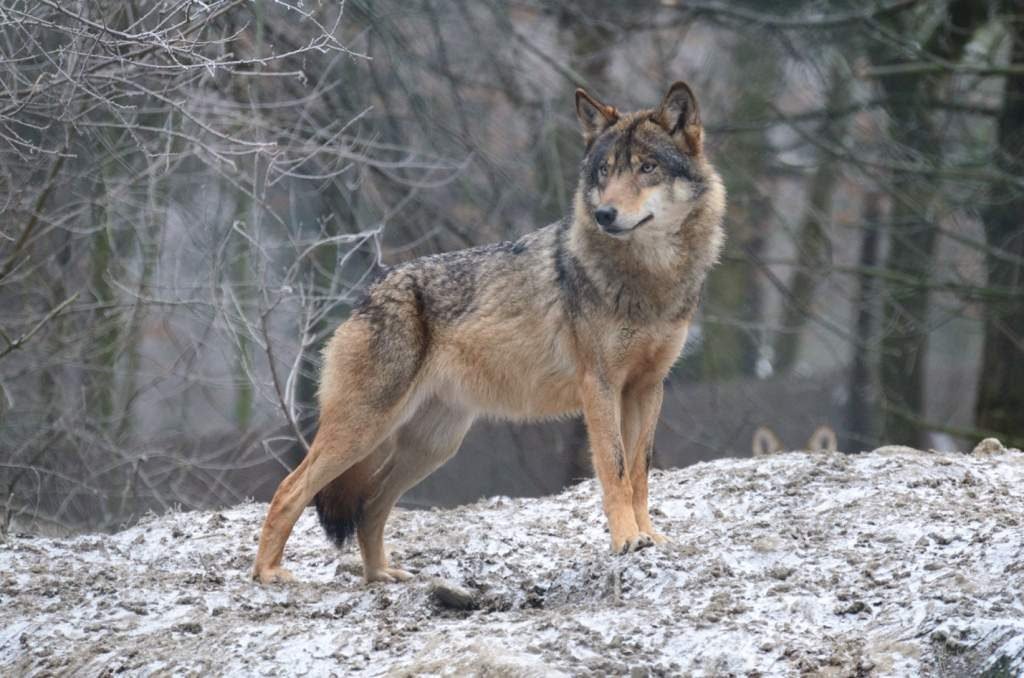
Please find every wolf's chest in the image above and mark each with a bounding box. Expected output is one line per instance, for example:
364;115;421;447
600;320;690;383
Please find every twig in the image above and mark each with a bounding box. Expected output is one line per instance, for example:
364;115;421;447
0;293;79;361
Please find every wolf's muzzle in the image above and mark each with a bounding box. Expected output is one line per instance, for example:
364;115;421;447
595;206;617;228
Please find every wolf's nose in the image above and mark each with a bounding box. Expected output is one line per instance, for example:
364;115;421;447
595;206;617;228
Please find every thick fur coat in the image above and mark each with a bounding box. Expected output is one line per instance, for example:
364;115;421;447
253;82;726;584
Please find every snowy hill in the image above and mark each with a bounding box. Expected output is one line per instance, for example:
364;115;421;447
2;446;1023;676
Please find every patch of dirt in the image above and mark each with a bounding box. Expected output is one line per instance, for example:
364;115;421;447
2;448;1023;676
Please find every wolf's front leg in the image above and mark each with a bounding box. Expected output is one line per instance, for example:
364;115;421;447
622;382;667;544
580;373;651;553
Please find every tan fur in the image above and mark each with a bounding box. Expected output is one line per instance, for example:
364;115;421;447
752;426;782;457
752;425;839;457
808;425;839;453
253;82;727;584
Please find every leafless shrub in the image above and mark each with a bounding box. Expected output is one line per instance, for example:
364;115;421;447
0;0;463;534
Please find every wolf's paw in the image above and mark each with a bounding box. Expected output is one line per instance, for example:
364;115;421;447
613;533;655;554
365;567;415;584
648;531;669;545
252;566;295;585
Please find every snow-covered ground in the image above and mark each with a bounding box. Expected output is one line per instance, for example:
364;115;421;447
2;445;1023;676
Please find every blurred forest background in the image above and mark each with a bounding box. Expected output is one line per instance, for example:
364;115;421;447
1;0;1022;534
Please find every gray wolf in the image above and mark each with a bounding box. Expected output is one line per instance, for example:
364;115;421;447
253;81;727;584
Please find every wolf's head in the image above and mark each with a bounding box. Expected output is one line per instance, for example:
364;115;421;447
574;82;720;243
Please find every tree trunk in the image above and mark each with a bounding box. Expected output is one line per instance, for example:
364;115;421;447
877;151;937;447
773;63;845;374
873;0;987;447
846;194;883;451
975;10;1024;447
696;37;778;380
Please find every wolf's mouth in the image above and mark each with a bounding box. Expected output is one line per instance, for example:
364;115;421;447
601;213;654;238
633;214;654;229
605;214;653;235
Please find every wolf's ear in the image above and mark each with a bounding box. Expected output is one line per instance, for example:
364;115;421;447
752;427;781;458
657;81;702;155
575;88;618;143
807;426;838;453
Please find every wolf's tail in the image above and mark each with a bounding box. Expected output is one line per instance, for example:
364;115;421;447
314;454;380;548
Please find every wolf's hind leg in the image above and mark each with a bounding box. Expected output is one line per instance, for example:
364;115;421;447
357;398;473;583
253;314;426;585
622;381;666;544
252;413;404;584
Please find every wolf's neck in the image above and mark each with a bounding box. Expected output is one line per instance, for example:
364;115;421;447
564;201;723;323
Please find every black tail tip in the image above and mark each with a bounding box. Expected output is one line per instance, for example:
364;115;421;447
314;491;362;548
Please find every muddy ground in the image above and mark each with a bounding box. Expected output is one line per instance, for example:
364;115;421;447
2;446;1023;676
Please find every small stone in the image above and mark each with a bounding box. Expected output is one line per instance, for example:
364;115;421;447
767;565;795;581
972;438;1005;456
172;621;202;634
430;578;478;610
834;600;869;615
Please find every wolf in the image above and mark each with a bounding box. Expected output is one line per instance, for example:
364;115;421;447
252;81;727;584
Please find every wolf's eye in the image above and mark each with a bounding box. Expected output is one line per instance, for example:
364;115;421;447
640;161;657;174
599;162;609;177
